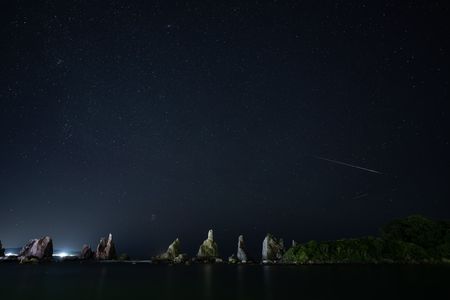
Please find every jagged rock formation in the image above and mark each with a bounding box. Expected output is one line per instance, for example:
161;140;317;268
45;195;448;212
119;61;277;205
157;238;182;261
80;244;94;260
262;234;284;262
197;229;219;259
0;240;4;257
18;236;53;260
165;238;181;259
96;234;117;260
237;235;248;262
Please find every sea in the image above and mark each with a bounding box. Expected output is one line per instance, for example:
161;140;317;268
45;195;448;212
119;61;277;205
0;262;449;299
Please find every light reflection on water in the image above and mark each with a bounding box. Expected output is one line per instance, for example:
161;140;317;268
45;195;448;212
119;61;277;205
263;265;273;300
236;264;245;298
96;266;108;299
202;264;212;299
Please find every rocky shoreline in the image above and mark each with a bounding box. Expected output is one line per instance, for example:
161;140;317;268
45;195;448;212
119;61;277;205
1;215;450;265
0;229;289;265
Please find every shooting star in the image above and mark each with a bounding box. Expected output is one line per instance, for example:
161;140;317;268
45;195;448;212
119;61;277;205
352;193;369;200
313;156;382;175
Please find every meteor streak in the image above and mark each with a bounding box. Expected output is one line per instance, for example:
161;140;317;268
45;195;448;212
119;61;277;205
314;156;382;174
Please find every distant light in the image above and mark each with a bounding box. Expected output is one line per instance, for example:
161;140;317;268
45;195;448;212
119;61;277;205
53;252;70;258
5;252;17;257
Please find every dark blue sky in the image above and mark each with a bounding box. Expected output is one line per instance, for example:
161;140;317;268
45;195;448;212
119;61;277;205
1;1;449;258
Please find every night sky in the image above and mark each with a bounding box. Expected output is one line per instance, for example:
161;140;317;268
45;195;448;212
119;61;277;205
1;1;449;258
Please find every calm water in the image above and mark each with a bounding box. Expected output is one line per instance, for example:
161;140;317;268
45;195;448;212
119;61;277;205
0;263;449;299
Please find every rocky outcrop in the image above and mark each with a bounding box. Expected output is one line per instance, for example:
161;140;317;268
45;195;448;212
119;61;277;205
156;238;182;261
96;234;117;260
18;236;53;260
228;254;238;264
19;257;40;264
80;244;94;260
0;240;4;257
262;234;284;263
197;229;219;259
237;235;248;262
173;253;188;264
153;238;189;264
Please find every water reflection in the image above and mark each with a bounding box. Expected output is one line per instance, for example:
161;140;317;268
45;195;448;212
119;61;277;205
263;265;273;300
0;264;448;300
165;265;174;299
236;264;245;297
202;264;213;298
96;266;108;299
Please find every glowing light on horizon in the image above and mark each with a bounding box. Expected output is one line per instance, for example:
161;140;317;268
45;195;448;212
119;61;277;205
53;252;71;258
5;252;17;257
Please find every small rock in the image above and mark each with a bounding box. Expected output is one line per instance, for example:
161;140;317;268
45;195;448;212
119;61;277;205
228;254;238;264
173;253;188;264
80;244;94;260
20;257;40;264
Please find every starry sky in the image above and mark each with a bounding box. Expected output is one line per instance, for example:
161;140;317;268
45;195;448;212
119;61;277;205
1;1;449;258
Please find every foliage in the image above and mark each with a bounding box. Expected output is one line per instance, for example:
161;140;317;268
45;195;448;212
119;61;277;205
283;215;450;264
381;215;449;249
